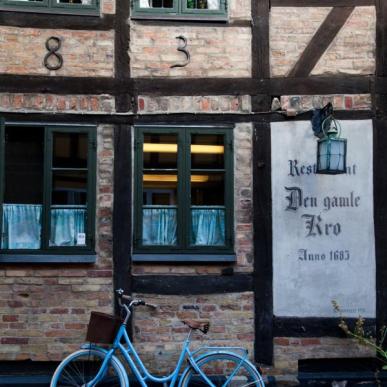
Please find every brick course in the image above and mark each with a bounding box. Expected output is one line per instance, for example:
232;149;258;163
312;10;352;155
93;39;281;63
0;93;115;113
312;7;376;76
270;6;375;77
280;94;372;113
130;24;251;78
270;7;331;77
132;292;255;374
137;95;251;113
101;0;115;14
272;337;375;376
0;27;114;77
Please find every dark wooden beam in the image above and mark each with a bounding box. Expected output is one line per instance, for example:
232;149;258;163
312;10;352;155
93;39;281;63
0;75;124;95
252;0;270;79
270;75;371;95
0;75;372;96
288;7;355;77
373;119;387;344
375;1;387;118
253;121;273;365
274;317;376;337
114;0;131;112
131;274;253;294
0;109;373;125
0;12;114;30
271;0;374;6
134;78;263;95
113;125;132;311
251;0;270;111
376;0;387;77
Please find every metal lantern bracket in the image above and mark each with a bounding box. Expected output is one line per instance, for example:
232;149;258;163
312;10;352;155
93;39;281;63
312;102;334;139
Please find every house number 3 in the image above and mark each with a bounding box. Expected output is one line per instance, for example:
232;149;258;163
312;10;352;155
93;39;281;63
44;36;63;71
170;36;190;68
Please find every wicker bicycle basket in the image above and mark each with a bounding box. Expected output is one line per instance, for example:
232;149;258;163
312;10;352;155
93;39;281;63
86;311;122;344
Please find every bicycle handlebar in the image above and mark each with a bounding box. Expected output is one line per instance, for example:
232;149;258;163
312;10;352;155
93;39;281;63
116;289;158;310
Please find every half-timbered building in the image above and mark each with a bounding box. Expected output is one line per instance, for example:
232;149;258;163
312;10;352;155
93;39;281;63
0;0;384;383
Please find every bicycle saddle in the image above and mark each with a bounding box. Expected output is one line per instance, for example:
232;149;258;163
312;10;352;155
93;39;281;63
182;319;210;334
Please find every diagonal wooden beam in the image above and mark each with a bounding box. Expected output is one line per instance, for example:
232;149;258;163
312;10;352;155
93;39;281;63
288;6;355;77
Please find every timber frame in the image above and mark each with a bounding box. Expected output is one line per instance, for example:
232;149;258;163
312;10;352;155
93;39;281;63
0;0;386;367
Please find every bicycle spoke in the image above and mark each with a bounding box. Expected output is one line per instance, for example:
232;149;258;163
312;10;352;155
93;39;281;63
52;350;125;387
181;354;264;387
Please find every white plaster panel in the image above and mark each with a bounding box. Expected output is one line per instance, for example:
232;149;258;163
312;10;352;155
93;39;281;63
271;120;375;318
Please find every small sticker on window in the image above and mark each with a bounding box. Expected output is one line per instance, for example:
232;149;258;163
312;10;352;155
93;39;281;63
77;233;86;246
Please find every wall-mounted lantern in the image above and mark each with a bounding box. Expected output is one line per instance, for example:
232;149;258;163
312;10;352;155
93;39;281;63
312;103;347;175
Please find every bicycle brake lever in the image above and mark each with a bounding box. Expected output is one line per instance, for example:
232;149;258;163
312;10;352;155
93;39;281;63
116;288;124;296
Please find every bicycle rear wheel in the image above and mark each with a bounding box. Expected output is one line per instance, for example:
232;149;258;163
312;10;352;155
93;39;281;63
180;353;265;387
50;348;126;387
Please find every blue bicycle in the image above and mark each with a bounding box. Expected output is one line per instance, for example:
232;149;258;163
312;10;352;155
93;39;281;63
50;289;265;387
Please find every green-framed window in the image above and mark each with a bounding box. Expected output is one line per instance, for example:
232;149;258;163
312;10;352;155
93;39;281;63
132;0;227;20
0;0;99;15
134;126;234;260
0;121;96;261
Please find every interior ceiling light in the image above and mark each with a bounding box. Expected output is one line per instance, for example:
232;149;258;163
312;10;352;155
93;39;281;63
143;144;224;154
143;174;210;183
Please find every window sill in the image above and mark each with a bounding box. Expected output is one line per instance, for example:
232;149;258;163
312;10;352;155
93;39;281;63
131;14;228;22
0;254;97;264
132;253;236;263
0;5;100;16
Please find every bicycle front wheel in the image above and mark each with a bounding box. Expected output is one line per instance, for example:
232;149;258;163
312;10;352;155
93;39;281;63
180;353;265;387
50;348;126;387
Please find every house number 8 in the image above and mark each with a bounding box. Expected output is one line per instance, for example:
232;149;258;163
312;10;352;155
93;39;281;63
44;36;63;71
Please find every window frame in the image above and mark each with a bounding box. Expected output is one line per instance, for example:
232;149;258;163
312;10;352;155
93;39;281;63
0;121;97;263
132;0;227;21
133;125;234;261
0;0;99;16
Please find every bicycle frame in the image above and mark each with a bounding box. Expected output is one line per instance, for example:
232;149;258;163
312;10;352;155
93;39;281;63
86;323;222;387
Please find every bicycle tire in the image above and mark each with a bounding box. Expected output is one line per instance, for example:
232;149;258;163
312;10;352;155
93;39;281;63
179;353;265;387
50;348;127;387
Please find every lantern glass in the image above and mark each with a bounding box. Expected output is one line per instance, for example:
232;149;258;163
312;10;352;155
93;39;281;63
317;137;347;174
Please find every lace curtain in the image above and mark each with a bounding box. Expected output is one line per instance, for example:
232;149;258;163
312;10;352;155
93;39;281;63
1;205;86;249
50;208;86;246
143;208;177;245
191;209;225;246
1;204;42;249
142;208;225;246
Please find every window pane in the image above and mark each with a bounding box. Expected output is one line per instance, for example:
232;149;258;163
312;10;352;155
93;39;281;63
53;132;88;168
142;171;177;245
1;204;42;250
139;0;173;8
4;126;44;204
191;173;224;205
143;172;178;205
52;171;87;205
187;0;219;9
191;208;225;246
143;134;177;169
142;208;177;245
50;208;86;247
191;134;224;169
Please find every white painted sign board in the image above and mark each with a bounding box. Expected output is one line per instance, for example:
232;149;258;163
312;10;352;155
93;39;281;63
271;120;375;318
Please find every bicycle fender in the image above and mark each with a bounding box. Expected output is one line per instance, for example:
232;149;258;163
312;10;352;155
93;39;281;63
80;343;130;387
80;343;109;352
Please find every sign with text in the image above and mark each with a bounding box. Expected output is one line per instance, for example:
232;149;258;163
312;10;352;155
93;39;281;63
271;120;375;318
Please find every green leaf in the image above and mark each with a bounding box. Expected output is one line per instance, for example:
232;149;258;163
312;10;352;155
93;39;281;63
382;365;387;370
